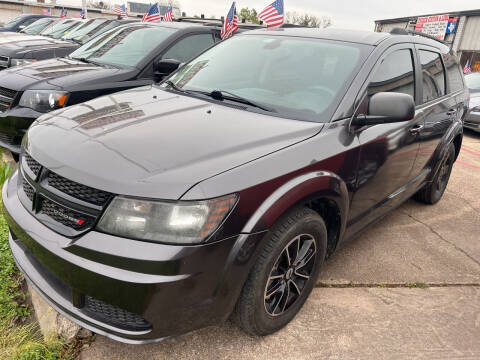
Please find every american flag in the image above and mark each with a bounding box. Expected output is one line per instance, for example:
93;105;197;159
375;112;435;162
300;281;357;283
142;4;161;22
163;6;173;22
60;8;67;18
42;8;52;15
464;60;472;74
258;0;284;28
114;4;128;18
221;2;239;39
75;9;86;19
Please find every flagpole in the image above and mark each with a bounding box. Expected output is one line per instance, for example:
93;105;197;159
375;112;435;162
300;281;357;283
82;0;87;18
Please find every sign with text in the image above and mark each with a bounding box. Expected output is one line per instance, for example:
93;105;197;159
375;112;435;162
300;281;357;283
415;14;450;40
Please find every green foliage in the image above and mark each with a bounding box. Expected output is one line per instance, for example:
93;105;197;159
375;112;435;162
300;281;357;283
239;7;260;24
0;161;12;187
285;11;332;28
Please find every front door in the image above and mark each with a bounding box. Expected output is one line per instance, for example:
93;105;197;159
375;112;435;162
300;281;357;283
347;44;423;235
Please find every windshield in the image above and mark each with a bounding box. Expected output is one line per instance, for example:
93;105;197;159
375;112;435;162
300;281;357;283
4;15;24;28
21;18;55;34
70;25;175;68
63;19;108;43
68;19;112;44
42;20;81;39
167;35;370;122
465;73;480;90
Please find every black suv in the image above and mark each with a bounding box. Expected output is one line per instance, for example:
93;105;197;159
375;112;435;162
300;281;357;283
0;21;223;156
2;28;468;343
0;14;54;33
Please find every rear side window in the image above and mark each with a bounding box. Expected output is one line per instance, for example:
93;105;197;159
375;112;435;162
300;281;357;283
419;50;445;103
162;34;215;63
443;54;464;93
368;49;415;99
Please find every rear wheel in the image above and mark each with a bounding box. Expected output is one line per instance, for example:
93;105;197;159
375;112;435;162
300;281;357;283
414;142;455;204
234;207;327;336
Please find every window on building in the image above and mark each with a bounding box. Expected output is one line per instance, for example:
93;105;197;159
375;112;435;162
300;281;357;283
419;50;446;103
162;34;215;63
368;49;415;99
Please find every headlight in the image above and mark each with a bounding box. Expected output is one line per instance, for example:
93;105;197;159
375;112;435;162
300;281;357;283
97;194;238;244
19;90;69;112
9;58;36;67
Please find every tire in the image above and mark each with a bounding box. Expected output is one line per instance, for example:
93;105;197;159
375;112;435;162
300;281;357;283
414;142;455;205
234;207;327;336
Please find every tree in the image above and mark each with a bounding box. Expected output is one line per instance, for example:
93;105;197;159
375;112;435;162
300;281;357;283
239;7;260;24
88;1;112;10
285;11;332;28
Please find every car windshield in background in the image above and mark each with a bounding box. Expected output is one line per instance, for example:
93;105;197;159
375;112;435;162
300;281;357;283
42;20;81;39
63;19;108;43
465;73;480;90
4;15;23;28
167;35;370;122
70;25;175;68
21;18;55;35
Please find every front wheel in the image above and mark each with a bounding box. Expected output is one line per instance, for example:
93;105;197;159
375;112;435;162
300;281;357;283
234;207;327;336
414;142;455;204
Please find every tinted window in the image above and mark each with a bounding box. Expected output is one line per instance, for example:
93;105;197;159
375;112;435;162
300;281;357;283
368;49;415;98
162;34;215;63
167;36;370;122
22;18;55;35
443;54;464;93
20;18;38;28
419;50;445;103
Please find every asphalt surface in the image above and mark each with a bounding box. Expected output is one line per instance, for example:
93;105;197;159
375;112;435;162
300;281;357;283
81;132;480;360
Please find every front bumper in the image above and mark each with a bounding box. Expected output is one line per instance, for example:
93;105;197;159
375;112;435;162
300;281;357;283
0;107;42;154
464;110;480;132
2;171;264;343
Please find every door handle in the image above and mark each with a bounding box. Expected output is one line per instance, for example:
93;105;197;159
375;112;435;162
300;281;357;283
447;109;457;116
409;124;424;135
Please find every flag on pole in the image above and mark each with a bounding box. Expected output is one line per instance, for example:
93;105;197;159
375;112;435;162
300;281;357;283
258;0;284;28
163;6;174;22
221;2;239;40
42;8;52;15
114;4;128;18
75;9;86;19
464;60;472;74
142;4;161;22
60;8;67;18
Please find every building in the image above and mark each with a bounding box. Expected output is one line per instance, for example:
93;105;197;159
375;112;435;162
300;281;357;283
375;9;480;72
127;2;181;18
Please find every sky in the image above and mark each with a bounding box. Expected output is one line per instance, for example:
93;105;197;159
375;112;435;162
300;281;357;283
61;0;480;31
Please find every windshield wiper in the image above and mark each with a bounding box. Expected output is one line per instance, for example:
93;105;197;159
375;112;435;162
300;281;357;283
209;90;274;113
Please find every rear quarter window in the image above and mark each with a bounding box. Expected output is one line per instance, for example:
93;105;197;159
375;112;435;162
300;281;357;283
419;50;446;103
443;54;465;93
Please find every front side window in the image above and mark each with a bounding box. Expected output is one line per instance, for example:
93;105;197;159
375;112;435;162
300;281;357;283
70;25;176;68
167;35;371;122
368;49;415;99
162;34;215;63
419;50;446;103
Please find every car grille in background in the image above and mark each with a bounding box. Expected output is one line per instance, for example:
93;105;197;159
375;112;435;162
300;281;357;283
0;86;17;113
20;152;115;236
0;56;9;70
48;172;112;206
0;133;18;146
84;296;152;332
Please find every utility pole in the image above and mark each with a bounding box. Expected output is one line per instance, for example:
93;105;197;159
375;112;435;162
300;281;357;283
82;0;88;18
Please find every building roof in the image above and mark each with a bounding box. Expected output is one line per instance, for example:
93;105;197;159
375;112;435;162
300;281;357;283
375;8;480;24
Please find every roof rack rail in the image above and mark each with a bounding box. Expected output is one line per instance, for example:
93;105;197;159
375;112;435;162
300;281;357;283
390;28;447;45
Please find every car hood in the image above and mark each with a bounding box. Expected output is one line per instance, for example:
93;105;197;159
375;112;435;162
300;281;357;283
0;36;76;58
26;86;323;200
0;58;131;91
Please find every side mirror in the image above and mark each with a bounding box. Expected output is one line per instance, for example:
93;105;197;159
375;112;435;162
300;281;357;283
352;92;415;126
153;59;181;78
17;25;26;32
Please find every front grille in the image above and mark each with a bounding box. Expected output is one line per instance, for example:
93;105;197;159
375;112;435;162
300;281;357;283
84;296;152;332
48;172;112;206
0;56;9;70
0;86;17;113
0;133;17;146
22;180;34;202
0;86;16;99
24;153;41;177
40;199;95;231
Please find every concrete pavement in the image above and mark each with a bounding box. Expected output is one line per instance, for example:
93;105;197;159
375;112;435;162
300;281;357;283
81;132;480;360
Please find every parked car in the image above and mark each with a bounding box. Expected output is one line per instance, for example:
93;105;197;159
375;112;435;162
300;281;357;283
0;21;223;155
2;28;467;344
0;14;54;33
464;72;480;132
15;17;59;36
0;19;81;44
0;18;133;72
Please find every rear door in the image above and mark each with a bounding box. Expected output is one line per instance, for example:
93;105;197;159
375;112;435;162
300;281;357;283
410;46;457;176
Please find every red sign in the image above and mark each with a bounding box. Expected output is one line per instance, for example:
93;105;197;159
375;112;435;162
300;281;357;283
415;14;450;40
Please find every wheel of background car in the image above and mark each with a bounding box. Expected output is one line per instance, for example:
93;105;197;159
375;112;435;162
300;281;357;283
234;207;327;336
414;142;455;204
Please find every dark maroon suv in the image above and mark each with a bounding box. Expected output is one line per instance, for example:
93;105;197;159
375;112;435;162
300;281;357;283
2;28;468;343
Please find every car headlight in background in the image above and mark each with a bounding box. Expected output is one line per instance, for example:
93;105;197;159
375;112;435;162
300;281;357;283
9;58;36;67
19;90;69;112
97;194;238;244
